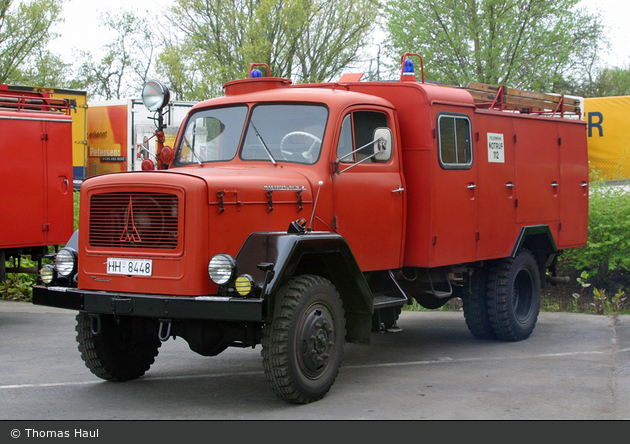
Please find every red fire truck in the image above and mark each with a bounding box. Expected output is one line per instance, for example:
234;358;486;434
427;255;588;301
0;85;73;281
33;54;589;404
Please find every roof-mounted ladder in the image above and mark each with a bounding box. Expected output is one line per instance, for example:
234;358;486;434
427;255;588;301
464;82;581;118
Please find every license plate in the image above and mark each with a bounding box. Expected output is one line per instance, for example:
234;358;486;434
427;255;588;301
107;258;153;276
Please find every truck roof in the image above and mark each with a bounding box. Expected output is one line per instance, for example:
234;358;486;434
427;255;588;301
191;77;399;112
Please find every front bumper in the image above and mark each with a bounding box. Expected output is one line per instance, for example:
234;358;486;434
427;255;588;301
32;285;265;322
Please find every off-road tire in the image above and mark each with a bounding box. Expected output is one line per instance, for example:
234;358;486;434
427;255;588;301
462;267;495;339
486;249;541;341
76;313;161;382
261;275;346;404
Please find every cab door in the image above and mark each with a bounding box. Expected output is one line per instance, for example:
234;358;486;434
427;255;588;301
332;108;405;271
431;109;478;267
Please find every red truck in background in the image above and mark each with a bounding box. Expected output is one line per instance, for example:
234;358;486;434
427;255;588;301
0;85;73;281
33;54;589;404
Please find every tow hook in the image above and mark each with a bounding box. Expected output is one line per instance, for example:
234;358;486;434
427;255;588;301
89;314;101;336
158;319;172;342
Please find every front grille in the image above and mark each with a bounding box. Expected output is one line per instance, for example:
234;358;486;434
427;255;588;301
89;192;179;249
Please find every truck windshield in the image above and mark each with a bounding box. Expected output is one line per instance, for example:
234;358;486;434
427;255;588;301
175;103;327;166
241;104;327;165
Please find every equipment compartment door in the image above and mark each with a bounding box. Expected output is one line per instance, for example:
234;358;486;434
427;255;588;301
513;118;560;225
332;109;405;272
1;117;47;247
557;121;589;248
476;115;517;259
44;119;74;245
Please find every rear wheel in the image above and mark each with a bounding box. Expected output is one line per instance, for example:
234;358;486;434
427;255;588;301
462;268;495;340
486;250;541;341
261;275;346;404
76;313;161;381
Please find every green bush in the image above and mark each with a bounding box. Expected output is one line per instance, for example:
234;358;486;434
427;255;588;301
559;174;630;290
74;189;80;231
0;257;37;301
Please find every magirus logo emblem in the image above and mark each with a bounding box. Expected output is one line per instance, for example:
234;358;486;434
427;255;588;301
120;196;141;243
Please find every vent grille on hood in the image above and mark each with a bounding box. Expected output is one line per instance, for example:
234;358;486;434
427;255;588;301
89;192;179;249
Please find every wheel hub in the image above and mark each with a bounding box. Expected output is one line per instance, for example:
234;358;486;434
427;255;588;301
298;305;335;378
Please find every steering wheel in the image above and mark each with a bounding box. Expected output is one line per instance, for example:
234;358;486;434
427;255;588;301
280;131;322;163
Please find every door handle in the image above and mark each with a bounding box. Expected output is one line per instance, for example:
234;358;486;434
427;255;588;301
467;183;477;189
392;186;404;194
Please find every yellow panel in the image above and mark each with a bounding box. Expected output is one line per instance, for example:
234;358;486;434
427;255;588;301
585;96;630;180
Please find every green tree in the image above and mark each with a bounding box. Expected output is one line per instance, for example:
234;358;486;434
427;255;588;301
8;48;71;87
158;0;378;101
74;10;158;99
292;0;377;83
384;0;606;91
0;0;65;85
575;65;630;97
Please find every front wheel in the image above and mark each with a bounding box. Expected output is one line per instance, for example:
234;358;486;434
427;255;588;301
76;313;161;381
261;275;346;404
486;249;541;341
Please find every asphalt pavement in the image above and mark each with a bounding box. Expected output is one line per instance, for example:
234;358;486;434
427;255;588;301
1;300;628;421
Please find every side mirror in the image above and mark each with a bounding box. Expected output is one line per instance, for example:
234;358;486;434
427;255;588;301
373;128;392;161
206;117;226;139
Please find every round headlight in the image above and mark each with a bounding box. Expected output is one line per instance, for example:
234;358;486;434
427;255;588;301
39;264;56;284
142;80;170;112
55;248;77;278
208;254;237;285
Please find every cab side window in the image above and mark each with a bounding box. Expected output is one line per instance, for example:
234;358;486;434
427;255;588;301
438;114;472;169
336;111;389;163
337;115;354;163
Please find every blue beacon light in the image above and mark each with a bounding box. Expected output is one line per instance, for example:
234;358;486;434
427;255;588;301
251;69;262;78
403;59;414;75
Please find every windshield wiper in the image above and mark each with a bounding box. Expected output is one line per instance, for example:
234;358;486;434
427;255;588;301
182;135;203;166
249;120;277;165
